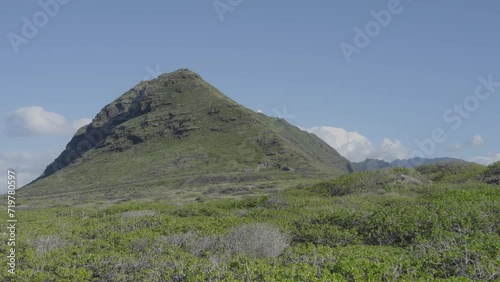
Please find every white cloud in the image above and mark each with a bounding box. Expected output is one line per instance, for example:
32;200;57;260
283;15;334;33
3;106;91;137
72;118;93;131
470;134;485;146
377;138;411;161
447;143;462;152
0;149;61;194
304;126;410;162
304;127;372;162
256;109;263;114
471;152;500;165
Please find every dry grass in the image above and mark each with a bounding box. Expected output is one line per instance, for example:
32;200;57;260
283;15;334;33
160;223;290;259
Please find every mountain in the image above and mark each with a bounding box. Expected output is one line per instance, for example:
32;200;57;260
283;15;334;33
355;157;468;171
354;159;392;171
19;69;352;205
390;157;467;168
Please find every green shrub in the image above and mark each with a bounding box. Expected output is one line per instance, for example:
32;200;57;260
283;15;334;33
416;162;484;183
482;161;500;185
3;167;499;281
308;171;391;196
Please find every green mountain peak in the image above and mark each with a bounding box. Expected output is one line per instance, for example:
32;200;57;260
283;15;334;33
21;69;352;205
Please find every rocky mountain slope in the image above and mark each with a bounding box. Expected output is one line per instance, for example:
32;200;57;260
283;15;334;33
20;69;352;205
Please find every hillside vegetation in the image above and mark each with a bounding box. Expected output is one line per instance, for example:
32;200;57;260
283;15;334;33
18;69;351;207
2;162;499;281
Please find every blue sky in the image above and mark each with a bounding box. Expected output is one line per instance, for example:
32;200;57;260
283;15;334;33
1;0;500;190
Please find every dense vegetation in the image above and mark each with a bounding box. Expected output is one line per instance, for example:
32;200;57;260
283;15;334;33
2;162;499;281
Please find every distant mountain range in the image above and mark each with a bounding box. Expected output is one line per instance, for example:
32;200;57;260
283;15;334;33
354;157;468;171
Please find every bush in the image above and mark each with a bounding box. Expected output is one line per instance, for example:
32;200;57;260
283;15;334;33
225;223;289;259
122;210;157;218
482;161;500;185
308;171;391;196
291;222;360;247
161;231;222;256
160;223;289;259
416;162;484;183
414;232;500;280
261;195;288;209
31;235;69;254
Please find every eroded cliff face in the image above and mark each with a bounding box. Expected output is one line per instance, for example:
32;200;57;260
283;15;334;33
38;69;203;180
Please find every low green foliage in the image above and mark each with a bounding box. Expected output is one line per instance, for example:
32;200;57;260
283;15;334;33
1;167;499;281
416;162;485;183
482;161;500;185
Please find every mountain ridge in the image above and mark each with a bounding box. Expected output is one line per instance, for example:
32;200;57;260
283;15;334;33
20;69;352;205
355;157;468;171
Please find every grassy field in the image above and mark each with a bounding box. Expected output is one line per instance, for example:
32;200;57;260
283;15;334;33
1;162;499;281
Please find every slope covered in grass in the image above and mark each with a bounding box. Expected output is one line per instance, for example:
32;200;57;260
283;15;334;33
19;69;351;206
